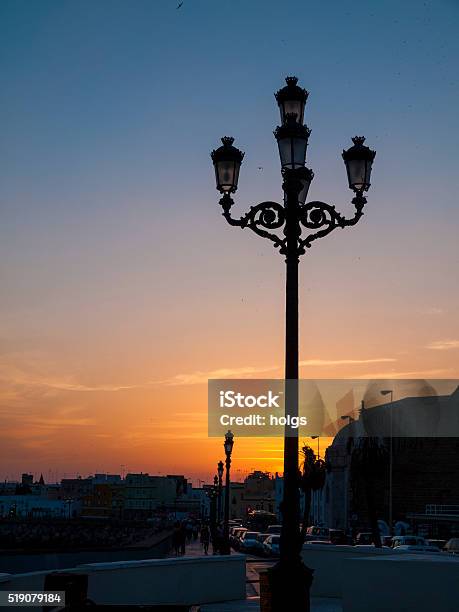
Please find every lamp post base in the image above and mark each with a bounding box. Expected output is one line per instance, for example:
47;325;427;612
265;558;313;612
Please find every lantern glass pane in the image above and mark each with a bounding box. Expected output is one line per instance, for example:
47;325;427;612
298;176;312;205
365;159;373;185
234;162;241;189
281;100;304;124
278;136;307;169
346;158;367;191
293;136;307;168
217;160;236;192
278;137;293;168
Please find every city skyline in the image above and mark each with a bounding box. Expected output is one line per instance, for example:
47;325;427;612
1;0;459;482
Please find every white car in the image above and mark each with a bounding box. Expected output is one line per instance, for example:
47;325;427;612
252;533;271;555
445;538;459;554
263;535;280;557
240;531;260;553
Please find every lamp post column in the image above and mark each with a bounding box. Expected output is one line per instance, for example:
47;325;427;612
281;171;301;562
217;460;224;523
210;480;218;555
268;171;313;611
222;430;234;555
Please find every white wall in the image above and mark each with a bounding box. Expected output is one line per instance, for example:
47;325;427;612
342;554;459;612
1;554;247;606
302;544;406;598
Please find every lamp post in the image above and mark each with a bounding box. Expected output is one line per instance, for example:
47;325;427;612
208;477;219;554
221;430;234;555
381;389;394;533
311;436;320;524
217;460;224;523
211;76;375;610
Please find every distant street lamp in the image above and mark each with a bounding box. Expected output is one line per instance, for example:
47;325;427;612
217;460;224;522
207;477;219;551
381;389;394;532
221;430;234;555
310;435;321;524
211;76;375;610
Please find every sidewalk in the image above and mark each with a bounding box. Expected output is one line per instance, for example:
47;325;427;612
167;537;213;558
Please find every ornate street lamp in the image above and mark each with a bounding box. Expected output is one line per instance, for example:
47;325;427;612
210;77;375;610
275;76;308;126
342;136;376;193
274;115;311;170
221;430;234;555
217;460;224;523
211;137;245;194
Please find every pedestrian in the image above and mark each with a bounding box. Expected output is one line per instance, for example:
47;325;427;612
192;523;199;541
180;522;187;555
200;524;210;555
186;521;193;543
172;522;181;556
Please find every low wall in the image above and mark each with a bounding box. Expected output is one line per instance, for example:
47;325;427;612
0;554;246;606
0;531;173;575
301;544;405;598
342;554;459;612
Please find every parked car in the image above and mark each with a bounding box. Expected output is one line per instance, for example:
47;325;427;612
329;529;348;545
445;538;459;554
304;526;329;541
392;536;427;548
240;531;261;553
252;533;271;556
427;539;447;551
355;532;374;545
263;535;280;557
266;524;282;535
231;527;247;550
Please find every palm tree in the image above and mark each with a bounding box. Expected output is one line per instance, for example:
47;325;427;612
299;444;327;545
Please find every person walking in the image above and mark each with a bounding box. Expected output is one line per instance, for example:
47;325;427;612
172;522;181;556
179;522;187;556
186;521;193;543
200;524;210;555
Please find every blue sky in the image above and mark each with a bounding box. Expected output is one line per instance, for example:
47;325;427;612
1;0;459;479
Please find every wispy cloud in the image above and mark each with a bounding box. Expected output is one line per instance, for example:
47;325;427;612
420;307;444;316
0;354;143;394
356;368;453;379
426;340;459;351
159;365;279;386
299;358;396;367
156;359;400;386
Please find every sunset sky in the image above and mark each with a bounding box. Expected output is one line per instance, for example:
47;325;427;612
1;0;458;484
